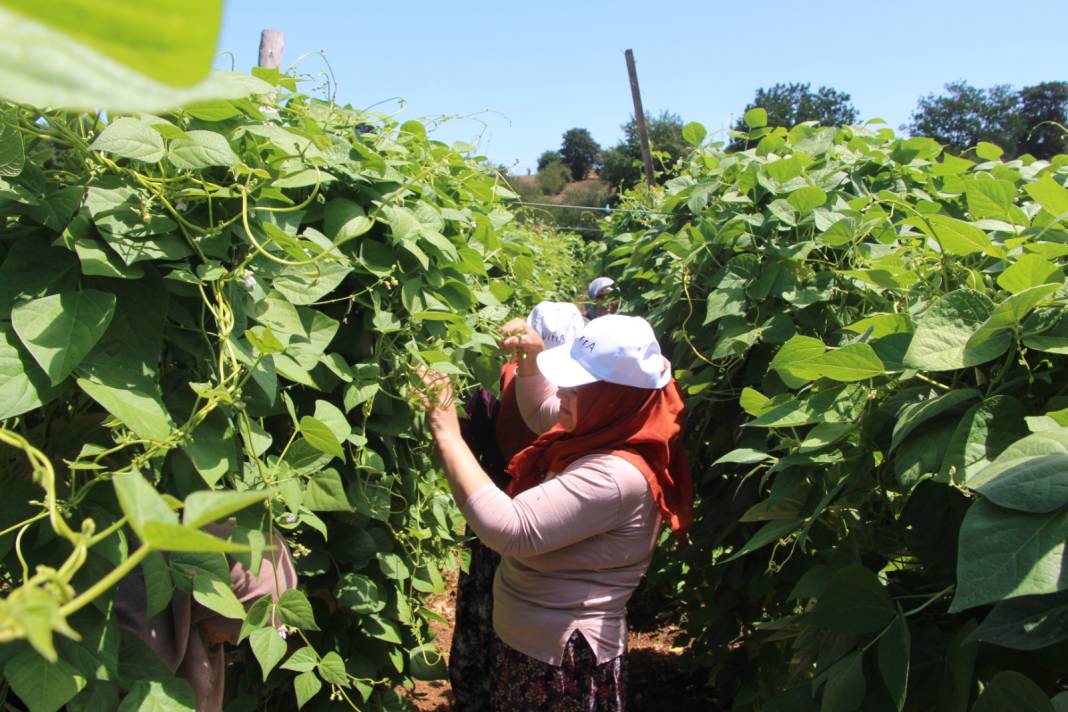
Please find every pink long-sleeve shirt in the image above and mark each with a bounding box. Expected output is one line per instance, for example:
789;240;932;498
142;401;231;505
461;371;660;665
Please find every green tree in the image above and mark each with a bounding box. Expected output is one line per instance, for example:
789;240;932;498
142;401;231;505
905;80;1022;156
599;111;689;189
730;83;857;149
536;160;571;195
1016;81;1068;160
537;150;562;171
559;128;601;181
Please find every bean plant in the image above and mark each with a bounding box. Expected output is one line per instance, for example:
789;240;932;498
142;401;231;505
0;71;585;711
601;111;1068;711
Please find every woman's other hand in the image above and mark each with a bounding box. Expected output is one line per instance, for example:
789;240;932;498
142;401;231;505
500;318;545;376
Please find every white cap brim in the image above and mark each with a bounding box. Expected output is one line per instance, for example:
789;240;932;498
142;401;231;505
536;343;599;387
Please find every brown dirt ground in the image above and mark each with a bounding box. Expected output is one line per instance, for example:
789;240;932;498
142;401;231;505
406;570;713;711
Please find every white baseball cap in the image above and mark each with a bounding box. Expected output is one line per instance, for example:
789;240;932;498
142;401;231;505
587;276;615;300
536;314;671;389
527;301;584;348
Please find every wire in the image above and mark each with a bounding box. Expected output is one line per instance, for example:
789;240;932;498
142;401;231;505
508;200;673;216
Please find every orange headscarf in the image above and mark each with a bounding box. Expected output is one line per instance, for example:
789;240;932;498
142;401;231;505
505;379;693;538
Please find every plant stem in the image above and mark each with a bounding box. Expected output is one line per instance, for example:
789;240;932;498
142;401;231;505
60;543;152;617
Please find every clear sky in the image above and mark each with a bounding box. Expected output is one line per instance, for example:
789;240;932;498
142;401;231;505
217;0;1067;174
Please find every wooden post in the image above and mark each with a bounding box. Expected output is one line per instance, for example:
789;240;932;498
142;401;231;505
258;29;284;69
624;49;655;187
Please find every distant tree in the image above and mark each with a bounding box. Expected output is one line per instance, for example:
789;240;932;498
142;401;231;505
1016;81;1068;159
729;83;857;150
537;150;562;171
559;128;601;181
536;160;571;195
906;81;1022;156
599;111;689;189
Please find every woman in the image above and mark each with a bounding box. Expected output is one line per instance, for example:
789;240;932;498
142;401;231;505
421;314;691;710
585;276;618;319
450;301;584;711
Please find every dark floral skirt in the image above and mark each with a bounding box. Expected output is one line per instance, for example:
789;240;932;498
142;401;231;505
490;629;627;712
449;535;502;712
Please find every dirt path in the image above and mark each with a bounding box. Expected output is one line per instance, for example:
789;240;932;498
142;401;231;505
408;573;713;710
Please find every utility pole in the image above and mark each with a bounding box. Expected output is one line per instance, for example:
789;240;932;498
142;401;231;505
258;29;284;69
624;49;655;187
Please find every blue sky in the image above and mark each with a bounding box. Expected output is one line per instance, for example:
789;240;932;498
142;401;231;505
217;1;1067;173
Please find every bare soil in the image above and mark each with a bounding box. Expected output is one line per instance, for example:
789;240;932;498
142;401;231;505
407;570;713;711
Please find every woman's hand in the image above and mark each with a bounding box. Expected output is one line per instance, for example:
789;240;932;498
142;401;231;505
500;318;545;376
415;367;460;438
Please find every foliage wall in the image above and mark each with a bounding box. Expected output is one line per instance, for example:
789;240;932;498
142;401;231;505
601;111;1068;711
0;73;584;711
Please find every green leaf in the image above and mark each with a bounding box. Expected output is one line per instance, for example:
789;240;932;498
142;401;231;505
820;650;866;712
183;489;271;528
964;284;1060;365
917;214;997;257
317;651;349;686
968;589;1068;651
142;550;173;617
303;469;351;512
76;372;174;441
409;643;447;680
294;670;322;709
281;646;318;673
891;389;980;453
975;141;1004;161
277;589;318;630
713;448;772;465
997;255;1065;294
91;117;165;162
313;400;351;442
183;99;240;122
112;469;178;536
0;115;25;176
335;573;385;614
376;551;410;580
722;519;800;562
324;198;373;244
879;613;910;711
360;613;403;643
787;186;827;213
116;678;195;712
744;107;768;129
950;499;1068;611
141;521;251;553
972;671;1053;712
968;430;1068;512
168;130;239;169
1025;175;1068;221
300;417;345;460
192;573;245;619
940;396;1028;484
250;627;287;681
770;335;825;387
12;290;116;385
0;321;52;420
180;410;238;487
245;325;285;355
4;650;86;712
801;342;885;382
810;566;895;633
903;289;993;371
681;121;707;146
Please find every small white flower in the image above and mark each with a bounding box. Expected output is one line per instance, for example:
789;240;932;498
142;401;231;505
284;513;297;524
175;200;188;211
243;270;257;290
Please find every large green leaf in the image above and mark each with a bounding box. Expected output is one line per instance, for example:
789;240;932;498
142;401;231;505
0;114;25;176
964;283;1060;365
299;417;345;460
878;613;910;711
250;627;287;682
192;574;245;619
891;389;980;453
910;214;998;257
797;342;885;382
167;130;239;169
112;469;177;535
968;589;1068;651
12;290;116;385
180;410;239;487
971;671;1054;712
115;678;195;712
820;650;865;712
940;396;1028;484
1025;175;1068;221
997;255;1065;294
810;566;895;633
5;650;86;712
0;321;53;420
950;499;1068;611
0;5;267;112
90;118;164;162
903;289;992;371
182;489;272;529
968;430;1068;513
409;643;447;680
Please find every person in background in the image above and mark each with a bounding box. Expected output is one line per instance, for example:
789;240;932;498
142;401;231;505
421;315;692;711
114;528;297;711
449;301;585;712
586;277;619;319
